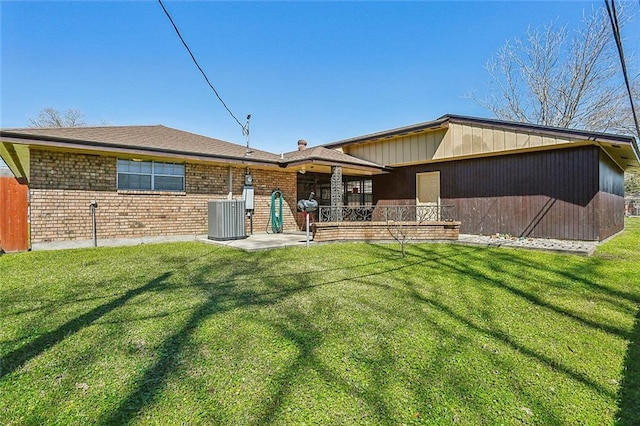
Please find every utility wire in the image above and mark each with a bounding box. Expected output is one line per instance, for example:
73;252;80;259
604;0;640;151
157;0;245;131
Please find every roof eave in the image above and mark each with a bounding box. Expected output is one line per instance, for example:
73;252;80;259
323;114;637;149
322;116;450;149
0;132;282;167
444;114;637;146
284;157;389;173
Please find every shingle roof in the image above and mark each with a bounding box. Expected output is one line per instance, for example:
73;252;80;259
1;125;283;164
283;146;384;169
1;124;389;171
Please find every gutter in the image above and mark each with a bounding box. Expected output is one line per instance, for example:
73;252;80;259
322;114;637;149
0;131;283;167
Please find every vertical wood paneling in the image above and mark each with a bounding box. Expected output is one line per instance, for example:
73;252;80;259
372;142;379;165
495;129;506;152
458;125;470;156
388;140;397;164
346;123;587;167
372;145;611;240
481;128;493;154
410;134;419;160
424;133;433;159
598;150;625;239
504;131;517;150
529;133;542;147
516;132;529;149
0;176;29;252
418;134;427;160
473;126;483;154
401;137;409;163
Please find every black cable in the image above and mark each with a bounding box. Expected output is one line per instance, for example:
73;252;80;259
604;0;640;148
157;0;245;130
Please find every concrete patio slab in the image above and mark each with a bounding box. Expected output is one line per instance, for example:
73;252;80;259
31;234;205;251
29;231;599;256
199;232;313;251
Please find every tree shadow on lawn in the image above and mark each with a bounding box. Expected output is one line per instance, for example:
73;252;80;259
0;272;173;379
253;310;401;425
402;275;616;398
346;239;640;424
94;238;639;424
407;242;640;422
357;273;557;423
1;248;221;379
410;243;639;337
97;246;482;424
616;309;640;425
22;240;632;424
255;313;398;425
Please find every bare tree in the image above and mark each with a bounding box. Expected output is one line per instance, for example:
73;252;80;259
28;108;86;128
386;205;438;258
472;5;637;136
387;220;420;258
625;173;640;195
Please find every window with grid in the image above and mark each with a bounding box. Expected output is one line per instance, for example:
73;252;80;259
117;159;184;191
345;179;373;206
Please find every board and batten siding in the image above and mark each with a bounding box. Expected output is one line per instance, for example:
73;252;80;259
597;150;625;239
344;123;586;167
372;145;623;241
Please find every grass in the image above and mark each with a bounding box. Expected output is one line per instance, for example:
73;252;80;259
1;218;639;425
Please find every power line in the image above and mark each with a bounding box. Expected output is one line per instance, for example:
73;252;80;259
157;0;246;131
604;0;640;149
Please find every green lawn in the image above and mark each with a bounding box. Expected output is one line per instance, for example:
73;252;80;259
1;219;639;425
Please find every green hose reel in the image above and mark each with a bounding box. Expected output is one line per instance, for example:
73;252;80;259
268;190;284;233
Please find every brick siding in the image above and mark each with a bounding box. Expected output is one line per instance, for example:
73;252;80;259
29;149;298;243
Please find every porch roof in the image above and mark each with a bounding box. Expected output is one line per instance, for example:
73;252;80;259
282;146;388;176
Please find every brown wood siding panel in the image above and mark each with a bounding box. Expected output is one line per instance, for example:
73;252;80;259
598;151;624;239
373;146;605;240
0;176;29;252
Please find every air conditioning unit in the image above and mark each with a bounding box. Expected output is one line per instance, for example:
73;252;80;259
208;200;247;240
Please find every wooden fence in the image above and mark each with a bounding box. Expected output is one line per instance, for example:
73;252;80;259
0;176;29;252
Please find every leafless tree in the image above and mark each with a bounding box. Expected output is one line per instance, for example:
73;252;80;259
28;108;86;128
472;5;637;136
386;206;433;258
387;220;414;258
625;173;640;195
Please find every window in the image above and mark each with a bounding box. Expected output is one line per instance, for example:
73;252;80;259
117;159;184;191
416;171;440;205
345;179;372;206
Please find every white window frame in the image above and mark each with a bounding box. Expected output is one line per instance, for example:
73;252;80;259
117;159;185;192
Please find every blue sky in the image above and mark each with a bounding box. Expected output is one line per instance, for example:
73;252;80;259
2;1;639;154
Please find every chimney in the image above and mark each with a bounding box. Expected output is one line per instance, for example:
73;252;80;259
297;139;307;151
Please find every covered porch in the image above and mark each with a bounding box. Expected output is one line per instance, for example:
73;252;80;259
285;142;459;242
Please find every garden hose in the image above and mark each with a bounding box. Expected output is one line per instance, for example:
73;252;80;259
267;190;284;233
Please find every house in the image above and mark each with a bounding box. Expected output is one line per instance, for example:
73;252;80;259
1;115;638;251
0;125;384;250
323;115;640;241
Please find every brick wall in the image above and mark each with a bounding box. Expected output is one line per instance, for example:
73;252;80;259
29;149;298;243
312;221;460;242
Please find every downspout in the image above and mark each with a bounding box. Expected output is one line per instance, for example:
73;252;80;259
227;166;233;199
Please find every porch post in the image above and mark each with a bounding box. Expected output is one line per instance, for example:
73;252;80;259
330;166;343;221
